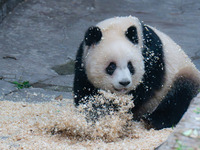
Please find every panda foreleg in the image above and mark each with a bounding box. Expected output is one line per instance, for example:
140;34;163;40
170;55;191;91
145;76;199;130
73;43;98;106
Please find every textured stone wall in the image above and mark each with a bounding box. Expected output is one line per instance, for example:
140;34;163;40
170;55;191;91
0;0;23;22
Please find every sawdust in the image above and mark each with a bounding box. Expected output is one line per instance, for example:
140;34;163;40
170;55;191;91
0;91;172;150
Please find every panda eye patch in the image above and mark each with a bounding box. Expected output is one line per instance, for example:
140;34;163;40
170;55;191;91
106;62;116;75
128;61;135;75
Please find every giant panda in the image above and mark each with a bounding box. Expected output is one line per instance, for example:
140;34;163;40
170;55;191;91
73;16;200;130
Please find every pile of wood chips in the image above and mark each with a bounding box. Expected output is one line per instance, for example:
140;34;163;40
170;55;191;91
0;92;172;149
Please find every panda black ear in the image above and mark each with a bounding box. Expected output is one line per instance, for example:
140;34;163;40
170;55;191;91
84;26;102;46
125;26;138;44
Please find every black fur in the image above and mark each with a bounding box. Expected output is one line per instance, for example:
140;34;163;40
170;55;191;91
145;76;200;130
129;24;165;119
106;62;117;75
125;26;139;44
128;61;135;75
73;42;99;105
74;26;103;105
74;24;165;111
73;21;199;130
84;26;102;46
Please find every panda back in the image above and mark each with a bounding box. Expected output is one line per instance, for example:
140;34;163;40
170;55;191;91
135;26;200;117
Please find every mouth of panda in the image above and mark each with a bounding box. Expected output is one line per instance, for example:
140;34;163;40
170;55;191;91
113;87;128;94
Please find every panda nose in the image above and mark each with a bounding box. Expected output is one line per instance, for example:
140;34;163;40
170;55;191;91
119;81;130;87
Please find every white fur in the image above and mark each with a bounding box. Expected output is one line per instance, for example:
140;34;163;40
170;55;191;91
84;37;144;94
83;16;200;104
138;27;200;115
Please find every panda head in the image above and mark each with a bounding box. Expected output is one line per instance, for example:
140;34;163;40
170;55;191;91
83;16;145;94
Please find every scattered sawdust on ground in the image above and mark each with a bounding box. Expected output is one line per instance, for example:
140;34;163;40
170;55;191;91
0;92;172;149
